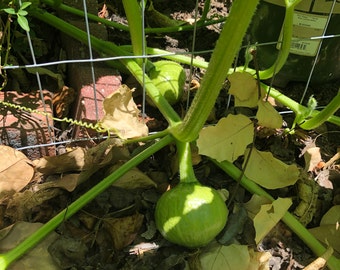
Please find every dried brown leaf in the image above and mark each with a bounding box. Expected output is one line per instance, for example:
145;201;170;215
0;146;34;194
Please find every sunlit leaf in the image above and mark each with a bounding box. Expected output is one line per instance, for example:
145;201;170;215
17;10;28;16
253;198;292;244
197;114;253;162
17;15;30;32
243;148;300;189
100;84;148;139
2;8;16;14
256;100;282;129
228;72;258;108
19;2;32;10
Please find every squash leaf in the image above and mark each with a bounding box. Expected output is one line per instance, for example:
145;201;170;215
243;148;300;189
228;72;258;108
197;114;253;162
256;100;283;129
253;198;292;244
199;243;250;270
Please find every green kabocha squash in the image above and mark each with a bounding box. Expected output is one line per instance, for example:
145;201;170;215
154;142;228;248
155;182;228;248
148;60;186;105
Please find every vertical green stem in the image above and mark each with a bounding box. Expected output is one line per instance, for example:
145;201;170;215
0;135;174;270
176;141;198;184
122;0;145;66
259;0;302;79
171;0;259;142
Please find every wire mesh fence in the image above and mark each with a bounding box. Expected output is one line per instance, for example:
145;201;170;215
0;0;339;159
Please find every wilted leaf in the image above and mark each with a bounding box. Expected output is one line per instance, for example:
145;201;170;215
256;100;282;129
100;84;148;139
34;138;127;180
228;72;258;108
243;148;300;189
197;114;254;162
33;147;86;174
0;146;34;194
253;198;292;244
41;174;80;192
199;243;250;270
0;222;59;270
304;147;322;172
106;164;157;189
103;213;144;250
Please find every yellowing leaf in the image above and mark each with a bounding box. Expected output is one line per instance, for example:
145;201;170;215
200;243;250;270
253;198;292;244
100;84;148;139
197;114;253;162
228;72;258;108
256;100;282;129
243;148;300;189
0;146;34;194
309;225;340;254
320;205;340;226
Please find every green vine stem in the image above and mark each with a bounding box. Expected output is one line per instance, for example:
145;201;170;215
40;0;227;34
299;90;340;130
171;0;260;142
176;141;198;184
29;8;181;127
213;159;340;270
258;0;302;79
261;83;340;128
0;134;174;270
122;0;144;66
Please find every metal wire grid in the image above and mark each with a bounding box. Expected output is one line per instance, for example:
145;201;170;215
1;0;339;154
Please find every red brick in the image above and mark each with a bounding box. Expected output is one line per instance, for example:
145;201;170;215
0;90;55;159
70;65;122;139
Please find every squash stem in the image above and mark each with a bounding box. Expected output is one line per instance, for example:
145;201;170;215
171;0;259;142
176;141;199;184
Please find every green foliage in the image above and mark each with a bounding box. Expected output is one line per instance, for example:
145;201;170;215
1;2;32;31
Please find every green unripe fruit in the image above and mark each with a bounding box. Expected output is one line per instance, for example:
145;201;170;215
155;182;229;248
148;60;186;105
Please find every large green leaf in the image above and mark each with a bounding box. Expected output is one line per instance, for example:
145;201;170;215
243;148;300;189
197;114;253;162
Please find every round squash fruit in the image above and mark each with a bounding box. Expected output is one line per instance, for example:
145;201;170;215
155;182;229;248
148;60;185;105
